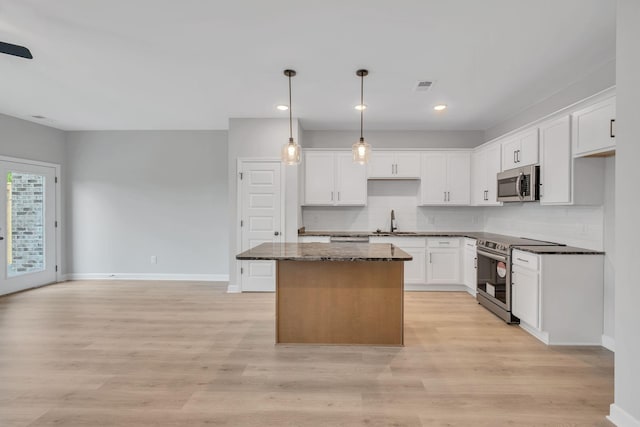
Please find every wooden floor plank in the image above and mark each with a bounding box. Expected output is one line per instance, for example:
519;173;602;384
0;281;614;426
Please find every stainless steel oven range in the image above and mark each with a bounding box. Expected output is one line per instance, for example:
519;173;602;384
475;235;562;323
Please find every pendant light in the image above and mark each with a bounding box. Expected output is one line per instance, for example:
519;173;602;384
352;69;372;164
281;69;301;165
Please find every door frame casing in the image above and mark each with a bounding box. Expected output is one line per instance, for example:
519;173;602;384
0;155;62;284
235;158;286;292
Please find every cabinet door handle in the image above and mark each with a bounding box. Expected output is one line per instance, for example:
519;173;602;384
429;253;432;263
474;257;477;268
439;241;450;245
610;119;615;138
337;191;340;201
516;257;529;263
395;164;398;174
444;191;447;202
513;151;517;164
331;191;334;201
448;191;451;202
391;164;394;175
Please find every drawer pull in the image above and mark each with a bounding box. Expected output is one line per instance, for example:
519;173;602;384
516;257;529;263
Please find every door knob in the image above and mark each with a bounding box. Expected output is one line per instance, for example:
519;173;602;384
274;231;280;236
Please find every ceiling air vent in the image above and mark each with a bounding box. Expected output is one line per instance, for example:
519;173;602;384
414;81;433;92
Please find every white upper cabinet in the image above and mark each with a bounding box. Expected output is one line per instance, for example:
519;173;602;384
501;128;539;170
335;153;367;205
303;151;366;206
472;142;502;206
420;152;447;204
367;151;421;179
572;96;616;157
303;152;335;205
539;115;572;205
420;151;470;205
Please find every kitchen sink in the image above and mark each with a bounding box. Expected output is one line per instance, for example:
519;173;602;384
372;230;419;235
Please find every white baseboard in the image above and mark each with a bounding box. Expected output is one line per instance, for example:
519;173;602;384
519;322;550;344
226;283;241;293
65;273;229;282
601;334;615;352
608;404;640;427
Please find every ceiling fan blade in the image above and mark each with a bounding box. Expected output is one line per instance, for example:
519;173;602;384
0;41;33;59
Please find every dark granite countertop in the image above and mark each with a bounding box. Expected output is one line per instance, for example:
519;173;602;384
299;230;484;238
513;245;604;255
299;230;604;255
236;242;412;261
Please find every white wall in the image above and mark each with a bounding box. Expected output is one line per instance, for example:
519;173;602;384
65;130;228;279
303;180;483;232
610;0;640;424
0;114;67;164
0;113;68;273
227;118;301;291
603;156;615;344
303;130;483;149
484;59;616;141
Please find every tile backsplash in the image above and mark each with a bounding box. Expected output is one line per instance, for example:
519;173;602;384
301;180;605;250
302;180;483;232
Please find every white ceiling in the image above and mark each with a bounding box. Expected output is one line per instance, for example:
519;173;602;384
0;0;616;131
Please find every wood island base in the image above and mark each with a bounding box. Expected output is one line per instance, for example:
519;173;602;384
276;260;404;346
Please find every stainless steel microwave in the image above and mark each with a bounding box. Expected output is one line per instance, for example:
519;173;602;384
497;165;540;202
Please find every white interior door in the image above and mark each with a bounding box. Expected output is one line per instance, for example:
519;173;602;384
0;161;57;296
240;161;283;292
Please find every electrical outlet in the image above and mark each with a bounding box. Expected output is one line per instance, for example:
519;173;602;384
150;256;157;264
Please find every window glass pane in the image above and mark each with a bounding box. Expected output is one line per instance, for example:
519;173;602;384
7;172;45;277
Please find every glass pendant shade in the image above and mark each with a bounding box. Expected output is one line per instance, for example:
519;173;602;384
282;138;301;165
352;138;371;164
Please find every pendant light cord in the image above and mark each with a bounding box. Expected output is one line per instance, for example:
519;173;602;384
289;73;293;142
360;73;364;141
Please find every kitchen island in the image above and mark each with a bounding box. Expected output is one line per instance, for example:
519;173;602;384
236;242;412;346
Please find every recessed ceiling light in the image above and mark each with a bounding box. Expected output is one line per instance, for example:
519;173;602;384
276;104;289;111
433;104;447;111
354;104;367;111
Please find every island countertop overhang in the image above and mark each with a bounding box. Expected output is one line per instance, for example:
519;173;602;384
236;242;412;262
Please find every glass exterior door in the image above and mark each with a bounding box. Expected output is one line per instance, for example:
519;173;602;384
0;161;56;295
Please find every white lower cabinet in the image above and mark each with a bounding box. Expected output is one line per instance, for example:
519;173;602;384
511;249;604;345
369;236;426;288
426;238;461;285
403;247;426;285
463;239;477;295
512;263;540;329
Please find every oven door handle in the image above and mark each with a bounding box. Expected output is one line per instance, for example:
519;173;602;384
477;249;508;263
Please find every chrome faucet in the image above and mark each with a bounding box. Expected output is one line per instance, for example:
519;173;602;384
390;210;398;232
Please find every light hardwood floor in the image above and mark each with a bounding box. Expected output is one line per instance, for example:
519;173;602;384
0;281;613;426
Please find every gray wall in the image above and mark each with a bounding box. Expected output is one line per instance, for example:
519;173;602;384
484;59;616;141
0;113;67;273
65;130;228;278
303;130;483;149
612;0;640;423
0;114;67;165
